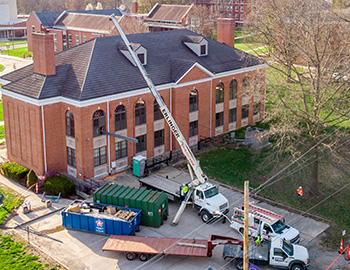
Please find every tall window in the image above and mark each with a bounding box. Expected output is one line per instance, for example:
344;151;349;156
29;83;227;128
32;25;35;33
254;103;260;115
216;112;224;127
242;105;249;119
93;110;105;137
66;111;75;137
229;79;237;100
189;121;198;137
115;105;126;131
135;101;146;126
200;45;206;55
67;147;76;167
243;77;249;91
68;34;72;43
154;130;164;147
216;83;224;104
115;141;127;160
154;100;163;121
189;90;198;112
136;135;147;153
94;146;107;167
229;108;237;123
76;35;79;44
53;33;57;42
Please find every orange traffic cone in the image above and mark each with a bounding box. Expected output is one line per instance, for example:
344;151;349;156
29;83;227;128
14;203;17;215
35;183;38;194
339;238;344;254
345;245;350;261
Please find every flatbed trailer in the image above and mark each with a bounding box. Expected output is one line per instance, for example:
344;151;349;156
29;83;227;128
223;241;269;263
102;234;242;261
139;175;182;201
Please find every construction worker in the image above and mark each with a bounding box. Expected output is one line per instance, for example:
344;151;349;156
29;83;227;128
297;186;303;196
255;234;262;247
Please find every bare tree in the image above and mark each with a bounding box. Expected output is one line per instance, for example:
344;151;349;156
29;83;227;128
190;5;219;38
247;0;350;194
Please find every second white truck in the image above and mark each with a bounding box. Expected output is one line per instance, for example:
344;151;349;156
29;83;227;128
230;203;301;243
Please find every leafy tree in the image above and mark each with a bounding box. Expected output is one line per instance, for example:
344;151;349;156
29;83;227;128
247;0;350;194
96;2;103;9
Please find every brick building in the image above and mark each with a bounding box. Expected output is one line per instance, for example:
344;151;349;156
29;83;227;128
26;9;124;53
0;28;266;180
195;0;248;27
143;4;195;32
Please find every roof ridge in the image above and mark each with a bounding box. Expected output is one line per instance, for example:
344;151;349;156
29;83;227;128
79;39;97;100
38;75;48;99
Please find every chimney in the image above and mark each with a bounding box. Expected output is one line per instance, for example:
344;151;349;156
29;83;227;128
132;0;138;14
217;18;235;48
32;32;56;76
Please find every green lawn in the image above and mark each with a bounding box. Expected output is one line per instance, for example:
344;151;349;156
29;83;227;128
0;40;27;46
197;125;350;248
1;47;32;58
0;102;3;121
0;64;3;71
0;185;58;269
0;126;4;140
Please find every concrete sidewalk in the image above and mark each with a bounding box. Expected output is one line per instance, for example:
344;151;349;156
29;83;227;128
0;55;33;76
0;174;72;229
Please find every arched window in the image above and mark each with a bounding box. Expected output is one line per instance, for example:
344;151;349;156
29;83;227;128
189;90;198;112
115;105;126;131
154;99;163;121
135;100;146;126
229;79;237;100
216;83;224;104
66;110;74;137
93;110;105;137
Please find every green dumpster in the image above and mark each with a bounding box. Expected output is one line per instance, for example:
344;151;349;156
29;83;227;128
93;184;168;227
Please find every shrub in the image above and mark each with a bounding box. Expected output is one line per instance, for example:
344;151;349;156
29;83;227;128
1;162;29;182
43;175;75;198
26;169;38;187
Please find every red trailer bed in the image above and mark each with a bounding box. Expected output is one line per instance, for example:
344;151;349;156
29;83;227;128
102;234;242;261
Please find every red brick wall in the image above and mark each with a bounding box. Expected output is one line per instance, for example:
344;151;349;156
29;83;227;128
217;18;235;48
26;13;45;52
3;95;45;176
32;33;56;76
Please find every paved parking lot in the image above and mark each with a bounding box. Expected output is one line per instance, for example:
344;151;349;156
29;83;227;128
4;166;341;270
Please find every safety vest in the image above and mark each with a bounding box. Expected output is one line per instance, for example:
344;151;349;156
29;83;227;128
255;235;262;244
182;185;188;194
297;186;303;196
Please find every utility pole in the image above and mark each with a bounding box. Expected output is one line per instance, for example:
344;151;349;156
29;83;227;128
243;181;249;270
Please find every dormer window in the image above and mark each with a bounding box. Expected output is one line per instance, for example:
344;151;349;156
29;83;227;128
183;35;208;57
119;42;147;66
200;45;206;56
138;53;145;65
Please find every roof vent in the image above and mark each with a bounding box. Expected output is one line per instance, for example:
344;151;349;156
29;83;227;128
183;35;208;57
119;42;147;66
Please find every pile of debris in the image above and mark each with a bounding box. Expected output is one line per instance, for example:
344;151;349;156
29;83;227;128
65;201;137;221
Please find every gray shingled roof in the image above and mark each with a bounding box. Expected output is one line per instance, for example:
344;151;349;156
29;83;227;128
35;9;122;28
2;29;262;101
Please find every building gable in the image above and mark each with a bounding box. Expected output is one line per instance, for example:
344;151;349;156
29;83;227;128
176;63;212;85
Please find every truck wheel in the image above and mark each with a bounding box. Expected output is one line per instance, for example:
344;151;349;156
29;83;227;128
235;259;244;270
291;264;304;270
125;252;136;261
139;253;149;262
201;210;212;223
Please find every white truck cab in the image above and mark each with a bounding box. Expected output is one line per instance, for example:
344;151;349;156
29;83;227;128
230;204;300;243
193;183;229;223
270;238;309;269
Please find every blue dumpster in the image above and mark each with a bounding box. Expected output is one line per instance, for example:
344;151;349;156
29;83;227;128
61;200;141;235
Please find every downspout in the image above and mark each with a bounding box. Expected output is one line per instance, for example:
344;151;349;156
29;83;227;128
107;101;111;173
210;79;212;137
41;105;47;173
170;87;172;151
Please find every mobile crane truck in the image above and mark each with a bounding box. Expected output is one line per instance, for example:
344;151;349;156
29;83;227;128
110;16;230;225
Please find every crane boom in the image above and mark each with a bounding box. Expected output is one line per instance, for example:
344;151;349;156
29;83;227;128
110;16;208;187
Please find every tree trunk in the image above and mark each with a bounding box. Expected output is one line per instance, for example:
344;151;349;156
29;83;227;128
311;146;319;195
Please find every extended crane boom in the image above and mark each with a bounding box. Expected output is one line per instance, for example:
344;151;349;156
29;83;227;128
110;15;209;225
